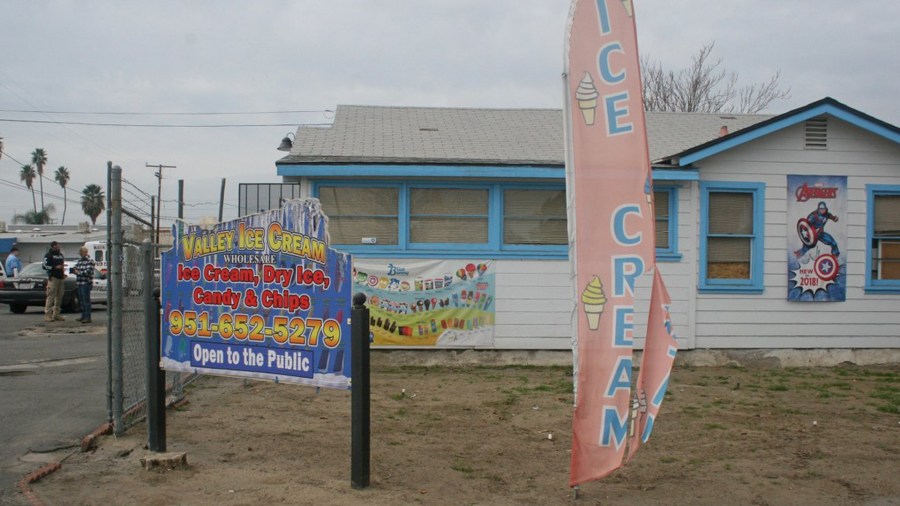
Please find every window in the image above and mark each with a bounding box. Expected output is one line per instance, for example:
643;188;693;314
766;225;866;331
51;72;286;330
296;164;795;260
317;185;399;246
866;185;900;292
700;182;765;292
654;187;680;260
314;182;568;258
503;188;567;246
410;187;489;244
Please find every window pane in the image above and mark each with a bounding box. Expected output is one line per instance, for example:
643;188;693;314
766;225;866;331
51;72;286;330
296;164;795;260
874;195;900;235
329;217;398;245
655;223;670;250
318;186;399;216
709;192;753;234
654;190;670;249
317;186;399;245
503;189;567;245
708;237;751;279
410;217;488;243
877;241;900;280
410;188;488;215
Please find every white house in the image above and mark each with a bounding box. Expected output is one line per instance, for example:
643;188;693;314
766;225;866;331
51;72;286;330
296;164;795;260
275;98;900;352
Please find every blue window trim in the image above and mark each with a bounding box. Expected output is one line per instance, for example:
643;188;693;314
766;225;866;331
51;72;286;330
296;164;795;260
654;186;681;261
865;185;900;293
311;180;568;259
699;181;765;293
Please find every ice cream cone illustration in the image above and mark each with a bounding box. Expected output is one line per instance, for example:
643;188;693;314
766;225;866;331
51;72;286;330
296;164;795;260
621;0;633;17
581;275;607;330
575;72;599;126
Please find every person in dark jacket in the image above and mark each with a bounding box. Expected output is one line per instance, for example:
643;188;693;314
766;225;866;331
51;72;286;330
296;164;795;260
42;241;66;321
73;246;96;323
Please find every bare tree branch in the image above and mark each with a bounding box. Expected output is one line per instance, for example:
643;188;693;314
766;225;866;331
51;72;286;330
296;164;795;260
640;42;790;113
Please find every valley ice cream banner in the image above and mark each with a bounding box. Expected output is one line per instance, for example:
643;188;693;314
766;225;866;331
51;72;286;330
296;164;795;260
160;199;353;389
787;175;847;302
353;260;495;347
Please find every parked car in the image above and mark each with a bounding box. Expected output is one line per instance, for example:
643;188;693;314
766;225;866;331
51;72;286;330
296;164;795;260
0;261;106;314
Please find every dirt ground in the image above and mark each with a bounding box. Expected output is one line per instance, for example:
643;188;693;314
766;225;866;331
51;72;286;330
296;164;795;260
26;357;900;505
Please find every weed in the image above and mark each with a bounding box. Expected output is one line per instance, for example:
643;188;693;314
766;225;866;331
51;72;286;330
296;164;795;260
767;384;789;392
704;423;727;430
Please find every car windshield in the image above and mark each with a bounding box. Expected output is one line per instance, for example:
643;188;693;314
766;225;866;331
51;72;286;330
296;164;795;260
17;263;48;277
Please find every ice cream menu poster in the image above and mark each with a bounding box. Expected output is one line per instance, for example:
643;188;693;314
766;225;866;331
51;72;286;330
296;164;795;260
159;199;353;389
353;259;495;347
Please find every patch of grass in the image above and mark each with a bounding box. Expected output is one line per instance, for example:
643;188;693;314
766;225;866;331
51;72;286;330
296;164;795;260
451;463;475;477
659;457;678;464
767;383;789;392
704;423;727;430
870;385;900;414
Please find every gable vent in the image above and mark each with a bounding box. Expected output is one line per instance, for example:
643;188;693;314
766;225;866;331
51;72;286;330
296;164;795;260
804;117;828;150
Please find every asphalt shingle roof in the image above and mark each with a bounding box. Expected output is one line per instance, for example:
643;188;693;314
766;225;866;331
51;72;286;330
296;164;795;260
277;104;771;167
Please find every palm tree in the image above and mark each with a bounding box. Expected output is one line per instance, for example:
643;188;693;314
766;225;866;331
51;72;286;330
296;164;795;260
81;184;105;225
20;164;37;213
54;166;71;224
31;148;48;211
13;204;56;224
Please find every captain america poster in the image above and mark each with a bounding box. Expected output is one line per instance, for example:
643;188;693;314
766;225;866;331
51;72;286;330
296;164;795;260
787;175;847;301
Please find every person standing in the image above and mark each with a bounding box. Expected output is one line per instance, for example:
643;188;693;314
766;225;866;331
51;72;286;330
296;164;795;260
5;245;22;277
73;246;95;323
42;241;66;321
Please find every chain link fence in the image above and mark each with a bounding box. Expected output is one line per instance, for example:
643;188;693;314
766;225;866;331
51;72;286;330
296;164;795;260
108;163;195;434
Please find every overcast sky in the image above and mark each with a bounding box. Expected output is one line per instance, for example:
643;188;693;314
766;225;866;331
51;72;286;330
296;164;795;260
1;0;897;227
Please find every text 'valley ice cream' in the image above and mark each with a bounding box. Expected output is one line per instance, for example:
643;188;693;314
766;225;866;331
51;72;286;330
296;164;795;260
575;72;599;126
581;276;607;330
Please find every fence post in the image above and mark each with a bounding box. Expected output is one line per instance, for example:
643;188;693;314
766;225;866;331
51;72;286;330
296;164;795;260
350;292;370;489
110;164;125;437
143;240;166;451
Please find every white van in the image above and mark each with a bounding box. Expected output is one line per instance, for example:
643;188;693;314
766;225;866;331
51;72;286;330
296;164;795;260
84;240;108;275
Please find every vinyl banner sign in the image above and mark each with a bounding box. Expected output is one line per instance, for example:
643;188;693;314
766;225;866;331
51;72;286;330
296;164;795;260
160;199;353;389
787;175;847;301
564;0;677;486
353;259;495;347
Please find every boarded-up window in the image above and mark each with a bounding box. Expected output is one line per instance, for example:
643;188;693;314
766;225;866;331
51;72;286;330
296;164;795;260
707;192;753;279
874;194;900;280
410;188;489;243
503;189;567;245
318;186;399;245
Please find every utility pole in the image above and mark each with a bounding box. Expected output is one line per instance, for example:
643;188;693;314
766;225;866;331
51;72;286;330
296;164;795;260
146;163;176;245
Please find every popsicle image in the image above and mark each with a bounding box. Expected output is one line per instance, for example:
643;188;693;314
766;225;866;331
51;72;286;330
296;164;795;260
581;275;607;330
575;72;599;126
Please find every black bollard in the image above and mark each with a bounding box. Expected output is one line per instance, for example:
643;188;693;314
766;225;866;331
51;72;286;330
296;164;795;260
350;292;370;489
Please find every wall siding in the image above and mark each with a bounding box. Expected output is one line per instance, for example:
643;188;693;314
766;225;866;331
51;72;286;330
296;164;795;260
691;119;900;349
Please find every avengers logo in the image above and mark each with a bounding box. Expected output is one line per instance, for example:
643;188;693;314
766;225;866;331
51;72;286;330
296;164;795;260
795;183;838;202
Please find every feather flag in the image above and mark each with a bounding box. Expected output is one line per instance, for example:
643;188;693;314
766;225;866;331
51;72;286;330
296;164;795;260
563;0;677;486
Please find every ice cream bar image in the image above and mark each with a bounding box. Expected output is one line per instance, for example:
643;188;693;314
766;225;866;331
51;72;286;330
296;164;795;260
461;290;468;306
424;299;431;311
431;320;438;333
441;320;448;329
452;293;459;307
474;292;481;303
575;72;599;126
370;316;377;326
581;275;608;330
383;318;392;330
389;321;397;333
467;291;473;304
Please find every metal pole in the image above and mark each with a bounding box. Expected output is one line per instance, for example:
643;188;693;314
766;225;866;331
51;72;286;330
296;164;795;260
150;197;156;245
105;162;113;424
143;240;166;451
218;178;226;222
350;292;370;489
110;165;124;436
178;180;184;223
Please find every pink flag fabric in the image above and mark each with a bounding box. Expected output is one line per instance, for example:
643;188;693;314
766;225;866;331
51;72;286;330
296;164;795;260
564;0;676;486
